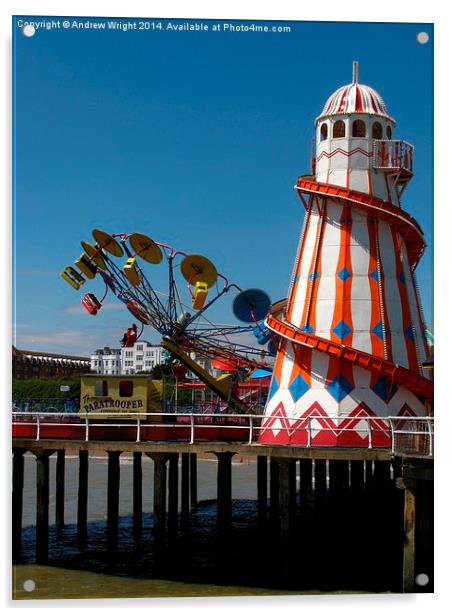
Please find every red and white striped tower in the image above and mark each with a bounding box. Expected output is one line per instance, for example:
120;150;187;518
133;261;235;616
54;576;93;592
259;62;432;446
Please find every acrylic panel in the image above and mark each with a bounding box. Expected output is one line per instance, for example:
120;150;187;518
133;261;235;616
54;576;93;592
12;15;434;600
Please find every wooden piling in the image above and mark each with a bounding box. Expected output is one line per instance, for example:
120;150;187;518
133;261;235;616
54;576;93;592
299;458;312;499
35;451;51;563
329;460;349;495
55;449;65;527
190;453;198;509
257;455;267;524
168;453;179;545
12;448;25;561
216;452;234;537
270;458;280;524
364;460;373;487
314;459;327;500
402;481;416;592
107;451;121;552
133;452;142;535
350;460;365;493
77;450;89;544
181;452;190;532
278;459;296;546
151;454;168;569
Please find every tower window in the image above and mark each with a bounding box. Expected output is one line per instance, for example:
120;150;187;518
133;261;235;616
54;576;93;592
386;125;392;139
352;119;366;138
372;122;383;139
320;123;328;141
333;120;345;138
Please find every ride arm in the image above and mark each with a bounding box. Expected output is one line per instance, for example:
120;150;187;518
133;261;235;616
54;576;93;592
161;336;252;414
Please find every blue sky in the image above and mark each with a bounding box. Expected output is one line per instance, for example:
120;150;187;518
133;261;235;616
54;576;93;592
13;17;433;356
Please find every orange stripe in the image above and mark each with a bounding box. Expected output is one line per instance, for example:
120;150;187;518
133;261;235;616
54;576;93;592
325;356;355;398
287;204;313;322
367;217;385;358
409;270;430;359
391;227;419;372
300;200;325;330
367;168;373;196
376;221;393;361
331;204;353;346
272;339;287;385
288;344;312;388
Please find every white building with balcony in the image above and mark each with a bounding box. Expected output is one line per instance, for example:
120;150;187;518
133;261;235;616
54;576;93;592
91;341;164;375
90;347;122;375
121;341;164;374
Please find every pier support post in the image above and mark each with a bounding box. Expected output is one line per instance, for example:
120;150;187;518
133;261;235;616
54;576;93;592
107;451;121;552
299;459;312;500
398;478;416;593
181;453;190;532
350;460;365;494
364;460;373;487
417;479;433;589
35;450;52;564
257;456;267;524
77;450;89;545
373;461;392;490
55;449;65;528
168;453;179;546
133;452;142;535
277;459;296;545
149;454;168;570
314;459;327;501
329;460;349;495
12;448;25;561
190;453;198;509
216;452;234;538
270;458;280;524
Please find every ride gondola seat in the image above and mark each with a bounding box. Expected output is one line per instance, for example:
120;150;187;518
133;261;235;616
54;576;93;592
124;257;140;286
192;281;208;310
60;266;86;290
75;253;97;279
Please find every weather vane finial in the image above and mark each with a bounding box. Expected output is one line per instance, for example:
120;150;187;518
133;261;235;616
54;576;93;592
352;61;359;84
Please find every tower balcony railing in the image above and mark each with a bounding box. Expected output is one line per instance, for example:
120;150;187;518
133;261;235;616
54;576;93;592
372;140;414;178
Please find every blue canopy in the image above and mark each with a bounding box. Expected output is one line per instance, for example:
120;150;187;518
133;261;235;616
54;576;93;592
250;367;273;379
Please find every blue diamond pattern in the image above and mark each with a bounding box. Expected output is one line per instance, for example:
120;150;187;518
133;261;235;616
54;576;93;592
289;374;309;402
309;270;320;281
398;271;406;285
337;268;351;282
371;377;398;402
268;377;279;400
293;274;300;284
326;375;353;402
372;321;384;340
333;320;352;340
301;323;314;334
370;269;379;282
405;325;415;342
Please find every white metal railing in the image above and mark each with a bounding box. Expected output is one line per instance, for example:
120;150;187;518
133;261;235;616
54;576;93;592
11;411;434;455
372;140;414;174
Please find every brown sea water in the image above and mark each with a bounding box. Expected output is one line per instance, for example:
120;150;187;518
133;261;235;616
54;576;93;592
13;453;407;599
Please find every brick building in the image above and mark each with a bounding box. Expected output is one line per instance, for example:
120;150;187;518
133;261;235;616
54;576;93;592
12;346;90;380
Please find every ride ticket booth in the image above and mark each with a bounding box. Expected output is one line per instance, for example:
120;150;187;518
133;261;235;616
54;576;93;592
80;374;162;420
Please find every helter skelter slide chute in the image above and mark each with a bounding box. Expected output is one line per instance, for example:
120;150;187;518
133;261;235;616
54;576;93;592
60;229;275;412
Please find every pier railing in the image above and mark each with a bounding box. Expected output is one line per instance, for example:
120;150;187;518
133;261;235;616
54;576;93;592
12;411;434;456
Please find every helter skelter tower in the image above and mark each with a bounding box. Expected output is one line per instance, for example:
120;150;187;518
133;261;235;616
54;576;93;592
260;63;433;446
